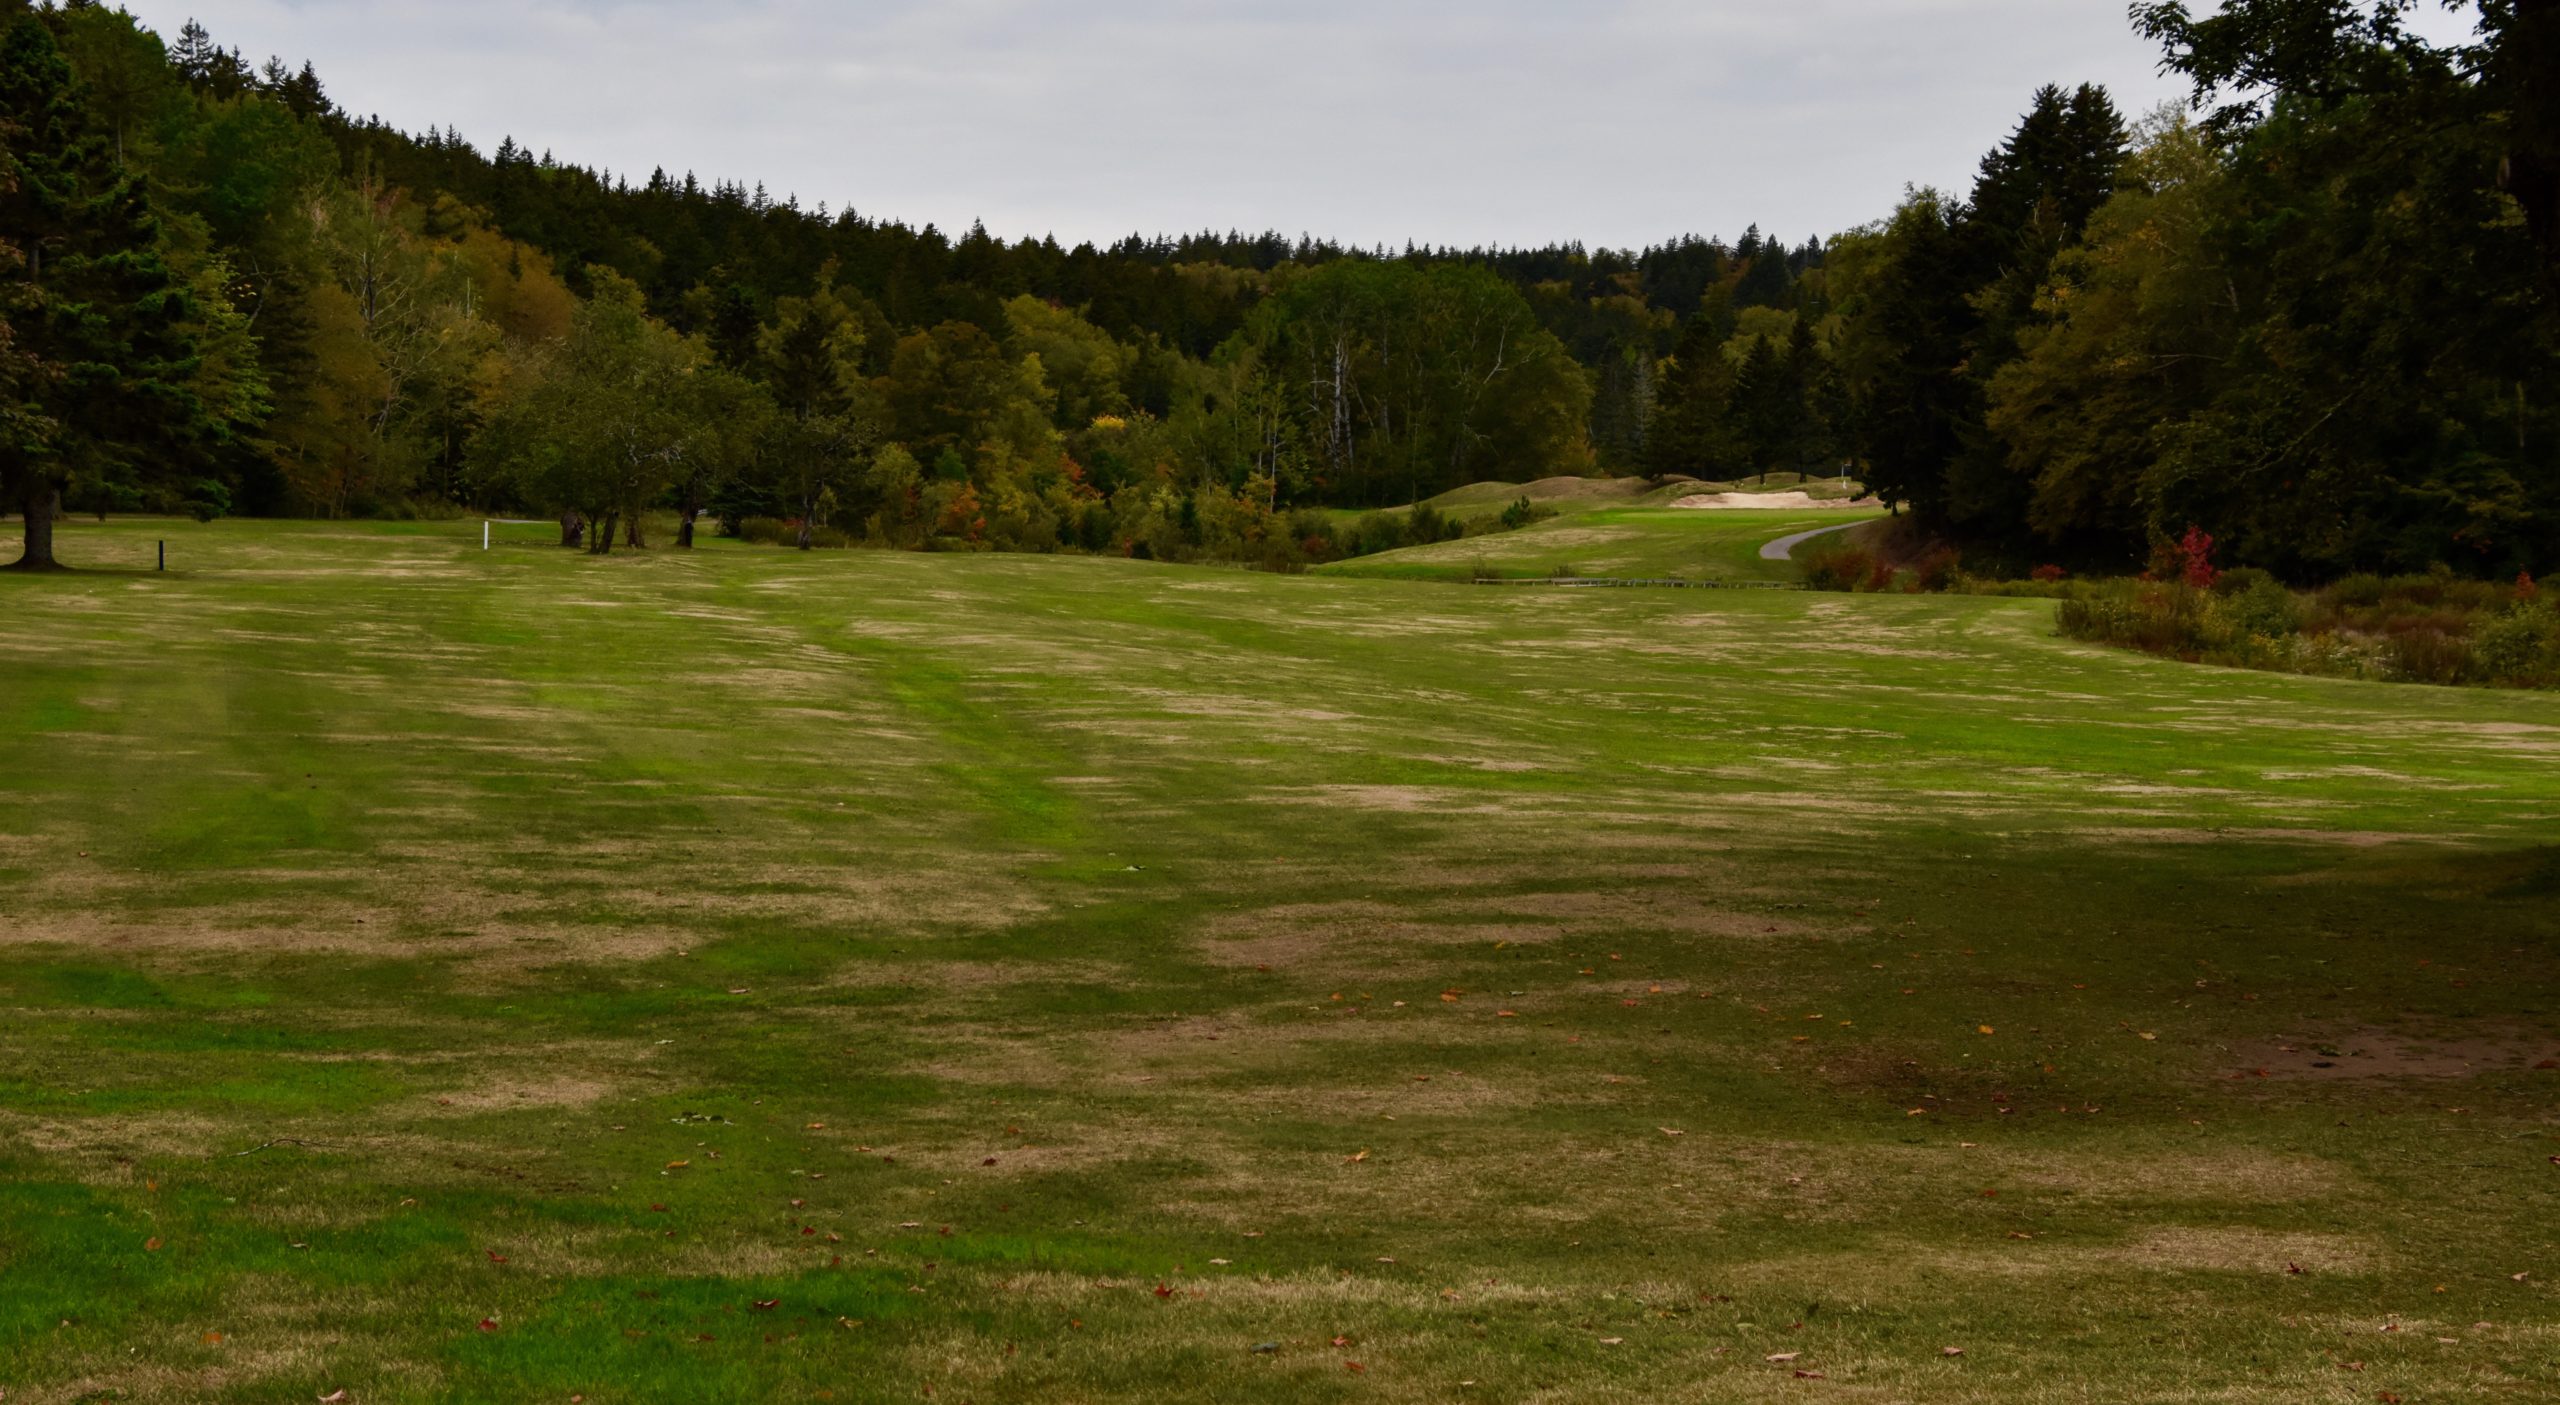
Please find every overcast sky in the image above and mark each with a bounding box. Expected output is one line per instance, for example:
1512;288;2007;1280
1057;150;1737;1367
122;1;2484;251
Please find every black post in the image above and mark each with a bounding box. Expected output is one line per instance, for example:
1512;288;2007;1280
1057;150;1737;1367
158;540;165;571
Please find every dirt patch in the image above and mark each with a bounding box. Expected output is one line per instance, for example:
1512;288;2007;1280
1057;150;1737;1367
2224;1025;2560;1081
2112;1226;2379;1274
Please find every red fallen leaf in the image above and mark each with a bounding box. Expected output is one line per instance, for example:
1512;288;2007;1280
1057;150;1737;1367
2535;1059;2559;1071
2341;1361;2367;1371
1345;1362;1365;1374
144;1237;162;1252
2287;1263;2307;1275
696;1333;715;1342
1347;1150;1370;1164
752;1299;780;1311
650;1204;668;1212
800;1227;816;1237
1794;1370;1828;1379
202;1330;225;1344
477;1318;499;1333
982;1158;998;1167
790;1199;805;1209
1333;1336;1352;1347
1153;1284;1174;1299
2379;1394;2403;1403
486;1251;507;1264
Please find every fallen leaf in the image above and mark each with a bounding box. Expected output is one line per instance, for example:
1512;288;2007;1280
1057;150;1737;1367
1345;1361;1366;1374
1347;1150;1370;1164
1766;1352;1800;1363
1659;1128;1685;1137
1599;1336;1625;1345
1978;1025;1995;1035
664;1160;691;1170
1941;1346;1965;1357
2286;1263;2306;1275
1333;1336;1352;1347
1153;1284;1174;1299
486;1250;507;1265
202;1331;224;1344
752;1299;780;1311
319;1392;348;1403
477;1318;499;1334
1794;1371;1828;1379
144;1237;162;1252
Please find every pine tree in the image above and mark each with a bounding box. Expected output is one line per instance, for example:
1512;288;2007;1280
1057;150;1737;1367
0;12;218;568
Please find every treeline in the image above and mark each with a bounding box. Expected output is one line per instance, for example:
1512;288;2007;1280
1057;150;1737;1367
0;0;1841;569
1830;1;2558;580
4;1;2553;579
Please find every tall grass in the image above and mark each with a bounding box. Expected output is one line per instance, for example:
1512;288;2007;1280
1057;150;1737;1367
2056;571;2558;688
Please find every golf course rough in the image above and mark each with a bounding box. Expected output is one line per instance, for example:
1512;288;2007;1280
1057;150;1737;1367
1;516;2556;1403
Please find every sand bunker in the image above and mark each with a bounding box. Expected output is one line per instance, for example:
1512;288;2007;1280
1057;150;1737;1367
1673;491;1880;510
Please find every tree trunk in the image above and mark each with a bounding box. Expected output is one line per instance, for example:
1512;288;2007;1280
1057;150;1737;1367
591;513;618;555
8;482;62;571
677;510;699;549
625;514;647;550
560;511;586;549
796;514;814;551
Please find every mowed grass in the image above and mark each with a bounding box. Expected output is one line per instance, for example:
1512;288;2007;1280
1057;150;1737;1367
1314;474;1878;584
1312;504;1880;583
2;516;2557;1404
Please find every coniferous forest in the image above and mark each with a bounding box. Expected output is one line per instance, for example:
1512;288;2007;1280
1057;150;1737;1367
2;0;2554;578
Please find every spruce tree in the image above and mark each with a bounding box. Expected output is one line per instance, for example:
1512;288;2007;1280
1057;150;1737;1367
0;11;216;568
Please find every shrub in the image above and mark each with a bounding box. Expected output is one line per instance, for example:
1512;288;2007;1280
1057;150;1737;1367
2221;576;2302;641
1498;495;1556;531
2386;626;2470;685
1910;551;1959;594
738;516;853;549
2473;603;2560;683
1800;543;1872;592
2031;564;2068;583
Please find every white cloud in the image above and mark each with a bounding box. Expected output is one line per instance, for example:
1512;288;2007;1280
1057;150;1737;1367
120;0;2483;249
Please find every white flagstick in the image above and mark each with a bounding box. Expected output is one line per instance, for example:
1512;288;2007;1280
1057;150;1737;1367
484;521;491;551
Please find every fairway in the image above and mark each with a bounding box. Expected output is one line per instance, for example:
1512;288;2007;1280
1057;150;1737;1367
3;519;2558;1404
